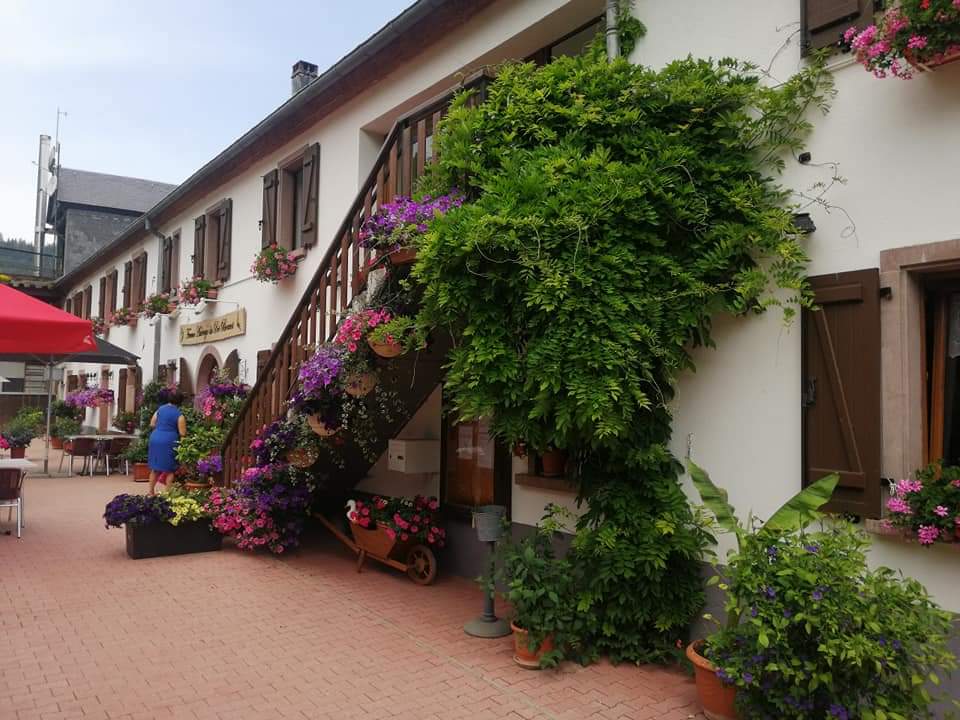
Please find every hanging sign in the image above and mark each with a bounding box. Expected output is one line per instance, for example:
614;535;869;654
179;309;246;346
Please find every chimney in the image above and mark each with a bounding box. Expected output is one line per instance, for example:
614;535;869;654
291;60;319;96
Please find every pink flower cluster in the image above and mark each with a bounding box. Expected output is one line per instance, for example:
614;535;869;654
0;436;8;450
206;487;285;552
251;243;298;284
917;524;940;545
347;494;446;547
334;308;391;353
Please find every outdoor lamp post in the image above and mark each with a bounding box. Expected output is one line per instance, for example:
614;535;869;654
464;504;511;638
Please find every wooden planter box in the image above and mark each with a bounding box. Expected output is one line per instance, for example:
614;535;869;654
905;46;960;72
125;520;222;559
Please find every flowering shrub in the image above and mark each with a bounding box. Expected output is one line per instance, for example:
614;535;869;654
251;243;298;283
347;494;446;547
178;276;216;305
707;525;956;719
196;371;248;423
141;292;177;318
174;424;225;481
103;494;174;527
66;386;114;409
205;463;313;553
196;453;222;476
358;193;463;253
110;306;137;326
845;0;960;78
884;461;960;544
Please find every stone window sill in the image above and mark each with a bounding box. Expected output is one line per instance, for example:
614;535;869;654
515;473;576;494
864;518;960;552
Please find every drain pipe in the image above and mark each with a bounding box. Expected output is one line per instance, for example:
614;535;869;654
605;0;621;60
144;216;165;383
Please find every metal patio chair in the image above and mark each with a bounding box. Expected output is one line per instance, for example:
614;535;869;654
60;437;98;476
103;437;132;476
0;468;24;538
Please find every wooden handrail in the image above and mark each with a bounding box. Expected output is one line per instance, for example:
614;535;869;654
221;71;492;483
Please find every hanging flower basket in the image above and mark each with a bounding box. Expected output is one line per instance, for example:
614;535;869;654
344;371;378;397
388;247;417;266
251;243;299;283
368;337;404;358
306;414;338;437
287;445;319;468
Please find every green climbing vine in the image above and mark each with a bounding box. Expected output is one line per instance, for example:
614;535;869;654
410;32;834;661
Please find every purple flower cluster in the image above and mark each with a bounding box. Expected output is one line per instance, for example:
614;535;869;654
196;453;223;476
103;494;174;528
249;419;297;466
358;192;463;251
297;345;345;398
66;386;115;409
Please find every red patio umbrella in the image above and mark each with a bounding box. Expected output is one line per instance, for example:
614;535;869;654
0;284;95;354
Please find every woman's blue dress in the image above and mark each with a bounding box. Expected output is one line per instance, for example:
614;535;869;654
148;404;181;472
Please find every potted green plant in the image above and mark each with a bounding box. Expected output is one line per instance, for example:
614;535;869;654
367;314;415;358
495;517;572;669
112;411;137;435
51;416;81;450
1;408;41;459
688;463;957;719
177;276;218;305
140;292;178;318
124;437;150;481
111;306;138;328
174;424;225;485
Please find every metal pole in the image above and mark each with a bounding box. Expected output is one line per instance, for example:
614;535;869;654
605;0;621;61
43;362;53;475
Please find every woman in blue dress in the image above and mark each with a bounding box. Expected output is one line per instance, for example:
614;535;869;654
147;390;187;495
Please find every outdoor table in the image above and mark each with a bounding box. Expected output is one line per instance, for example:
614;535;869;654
65;435;136;475
0;458;36;528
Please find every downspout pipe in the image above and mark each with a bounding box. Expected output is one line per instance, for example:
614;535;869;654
605;0;620;61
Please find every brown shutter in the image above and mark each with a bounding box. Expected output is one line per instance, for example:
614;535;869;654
217;199;232;281
98;277;106;318
300;144;320;247
193;216;206;279
170;231;180;291
138;252;148;305
802;268;882;518
178;357;194;397
64;297;71;315
133;367;142;410
84;285;92;319
117;368;127;414
130;258;141;311
256;349;272;380
262;170;279;248
109;270;118;313
802;0;872;53
160;237;172;293
123;261;132;309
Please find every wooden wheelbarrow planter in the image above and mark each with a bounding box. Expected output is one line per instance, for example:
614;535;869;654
315;514;437;585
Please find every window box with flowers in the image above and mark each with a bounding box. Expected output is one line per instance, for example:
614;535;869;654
358;192;463;268
140;292;178;319
177;276;218;305
879;460;960;545
104;490;222;559
66;386;114;409
111;306;138;328
251;243;299;283
845;1;960;78
90;316;107;336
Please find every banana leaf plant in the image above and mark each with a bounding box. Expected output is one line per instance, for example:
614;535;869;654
687;461;839;629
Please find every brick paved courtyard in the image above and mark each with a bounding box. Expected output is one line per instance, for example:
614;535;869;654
0;449;703;720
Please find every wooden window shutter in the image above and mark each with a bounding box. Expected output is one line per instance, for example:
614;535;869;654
217;199;232;281
170;231;180;291
118;368;127;413
64;297;72;315
134;367;142;409
84;285;92;319
300;144;320;247
261;170;279;248
160;237;172;293
178;357;194;397
123;261;132;309
256;349;272;380
802;268;882;518
802;0;872;54
98;277;106;318
140;252;148;304
109;270;118;313
193;216;206;279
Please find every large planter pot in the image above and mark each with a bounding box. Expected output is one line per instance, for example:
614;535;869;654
124;520;223;559
388;247;417;266
368;336;404;358
345;371;378;397
687;640;738;720
540;449;567;477
132;462;150;481
10;447;26;459
50;437;63;450
511;622;554;670
306;414;337;437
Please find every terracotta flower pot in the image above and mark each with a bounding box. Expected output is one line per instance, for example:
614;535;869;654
687;641;738;720
185;481;210;491
388;247;417;266
50;437;63;450
540;449;567;477
287;446;319;468
345;371;378;397
511;622;554;670
133;462;150;481
10;447;26;459
368;336;404;358
205;289;219;300
306;414;337;437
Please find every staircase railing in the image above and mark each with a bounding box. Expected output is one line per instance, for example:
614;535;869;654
221;70;491;484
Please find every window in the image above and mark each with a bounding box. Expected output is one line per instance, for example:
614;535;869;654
160;231;180;293
98;277;106;319
263;143;319;251
441;413;511;516
82;285;92;319
196;200;232;281
525;17;602;65
107;269;118;316
801;0;873;54
920;277;960;466
130;252;148;309
64;297;72;315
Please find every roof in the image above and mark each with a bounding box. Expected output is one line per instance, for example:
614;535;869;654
55;168;176;213
54;0;497;292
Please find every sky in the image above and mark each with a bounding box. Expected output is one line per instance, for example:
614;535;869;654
0;0;413;243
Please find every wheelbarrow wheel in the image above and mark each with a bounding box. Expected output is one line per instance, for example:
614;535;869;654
406;544;437;585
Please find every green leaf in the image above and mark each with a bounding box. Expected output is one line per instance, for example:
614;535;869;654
688;461;740;535
763;473;839;532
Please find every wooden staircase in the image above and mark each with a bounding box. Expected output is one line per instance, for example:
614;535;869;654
221;71;490;488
